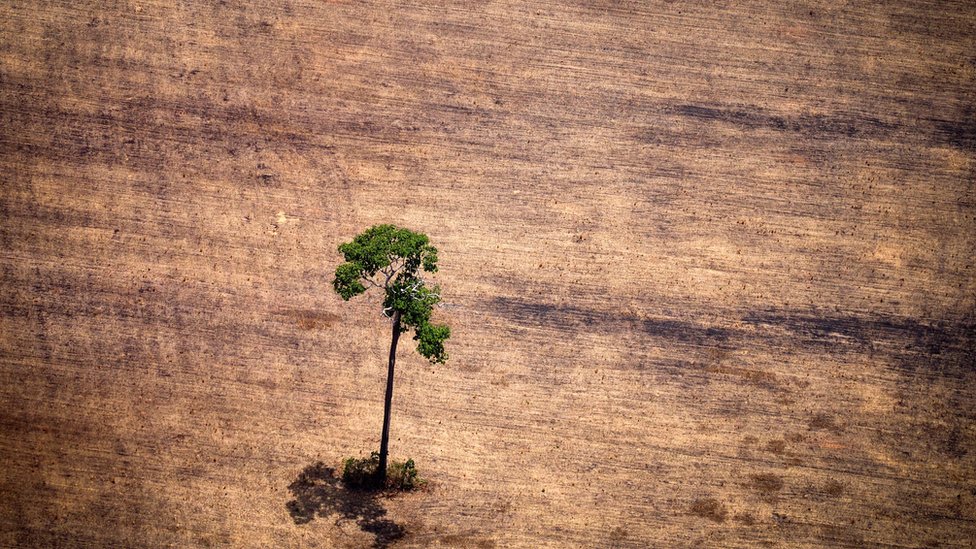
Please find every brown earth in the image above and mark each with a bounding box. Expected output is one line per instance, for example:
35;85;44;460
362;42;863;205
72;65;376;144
2;1;975;547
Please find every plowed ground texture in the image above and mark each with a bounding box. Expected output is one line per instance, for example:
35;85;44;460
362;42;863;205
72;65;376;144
1;1;974;547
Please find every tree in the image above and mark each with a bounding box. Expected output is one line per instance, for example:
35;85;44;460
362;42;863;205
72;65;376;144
333;224;450;484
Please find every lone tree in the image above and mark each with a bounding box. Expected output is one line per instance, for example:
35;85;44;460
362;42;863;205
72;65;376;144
333;224;450;484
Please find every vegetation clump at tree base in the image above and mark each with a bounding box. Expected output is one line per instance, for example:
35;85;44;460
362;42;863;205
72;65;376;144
342;452;422;491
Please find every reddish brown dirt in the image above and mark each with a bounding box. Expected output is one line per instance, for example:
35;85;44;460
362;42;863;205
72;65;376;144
2;1;975;547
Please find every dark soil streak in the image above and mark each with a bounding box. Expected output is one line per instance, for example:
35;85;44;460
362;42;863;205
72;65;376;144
671;104;899;140
743;310;976;374
490;296;734;347
931;114;976;152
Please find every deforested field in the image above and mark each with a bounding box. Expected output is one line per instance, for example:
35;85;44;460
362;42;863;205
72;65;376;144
1;1;975;547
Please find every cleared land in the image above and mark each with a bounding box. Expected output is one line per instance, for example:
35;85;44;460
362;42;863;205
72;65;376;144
1;1;975;547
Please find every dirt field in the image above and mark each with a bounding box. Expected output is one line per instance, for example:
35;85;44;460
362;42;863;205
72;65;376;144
2;1;975;547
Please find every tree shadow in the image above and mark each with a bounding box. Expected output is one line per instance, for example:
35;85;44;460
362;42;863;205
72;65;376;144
286;462;405;548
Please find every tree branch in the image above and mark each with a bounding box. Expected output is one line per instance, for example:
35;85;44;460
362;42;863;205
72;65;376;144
384;258;404;287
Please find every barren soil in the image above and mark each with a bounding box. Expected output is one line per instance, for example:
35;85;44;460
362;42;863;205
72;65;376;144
2;1;975;547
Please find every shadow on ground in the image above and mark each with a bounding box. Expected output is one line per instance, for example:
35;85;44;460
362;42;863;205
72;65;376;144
286;462;405;548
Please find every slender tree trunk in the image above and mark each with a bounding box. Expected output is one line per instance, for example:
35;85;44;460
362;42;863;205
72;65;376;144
378;310;401;485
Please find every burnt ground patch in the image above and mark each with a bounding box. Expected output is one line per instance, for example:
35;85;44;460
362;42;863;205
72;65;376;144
286;462;405;548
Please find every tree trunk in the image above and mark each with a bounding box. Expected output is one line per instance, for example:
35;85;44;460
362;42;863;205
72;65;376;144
378;310;401;485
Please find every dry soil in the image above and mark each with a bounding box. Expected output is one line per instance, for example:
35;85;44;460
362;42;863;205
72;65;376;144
1;1;975;547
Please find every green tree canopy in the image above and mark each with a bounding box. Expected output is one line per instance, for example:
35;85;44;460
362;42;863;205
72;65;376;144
333;224;449;363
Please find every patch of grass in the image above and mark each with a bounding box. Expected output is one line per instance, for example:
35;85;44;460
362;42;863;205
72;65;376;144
823;479;844;497
689;497;727;523
439;534;495;548
705;364;778;388
341;452;423;491
808;412;842;433
765;439;787;454
750;473;784;494
733;512;756;525
785;432;805;443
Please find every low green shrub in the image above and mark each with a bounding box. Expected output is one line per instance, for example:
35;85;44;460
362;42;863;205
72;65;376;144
340;453;423;491
342;452;381;489
386;458;420;490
